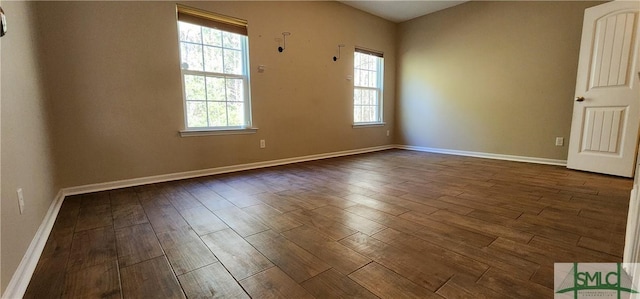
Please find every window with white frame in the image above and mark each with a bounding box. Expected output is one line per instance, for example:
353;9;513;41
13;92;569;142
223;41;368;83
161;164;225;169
353;48;384;124
177;5;252;130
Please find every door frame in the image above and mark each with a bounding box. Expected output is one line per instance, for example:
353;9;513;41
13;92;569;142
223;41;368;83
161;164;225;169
624;140;640;291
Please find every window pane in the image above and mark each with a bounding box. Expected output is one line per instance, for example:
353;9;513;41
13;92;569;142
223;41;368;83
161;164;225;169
186;101;208;127
227;102;244;126
184;75;206;101
204;46;223;73
226;78;243;102
354;89;363;105
362;106;375;122
354;70;370;88
355;88;375;106
354;106;363;123
178;22;202;43
202;27;222;47
223;49;243;75
357;53;365;68
355;52;377;71
356;70;377;88
222;31;242;50
208;102;227;127
371;90;379;105
358;69;366;87
363;55;375;71
180;42;204;71
368;70;378;88
366;56;376;70
366;89;377;105
354;69;362;87
206;77;225;102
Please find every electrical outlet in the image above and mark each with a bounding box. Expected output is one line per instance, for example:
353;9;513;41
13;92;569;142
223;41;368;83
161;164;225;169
17;188;25;214
260;139;266;149
386;130;390;136
555;137;564;146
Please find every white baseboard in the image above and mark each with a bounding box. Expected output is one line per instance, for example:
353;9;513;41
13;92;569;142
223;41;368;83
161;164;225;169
3;143;572;298
1;144;393;299
396;145;568;166
2;190;65;299
63;145;395;196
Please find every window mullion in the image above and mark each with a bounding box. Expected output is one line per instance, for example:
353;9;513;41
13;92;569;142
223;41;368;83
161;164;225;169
197;26;212;127
183;70;243;79
220;35;230;126
224;78;230;126
354;86;378;91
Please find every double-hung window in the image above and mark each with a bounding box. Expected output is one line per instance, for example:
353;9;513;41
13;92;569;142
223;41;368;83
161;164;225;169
353;48;384;125
177;5;252;131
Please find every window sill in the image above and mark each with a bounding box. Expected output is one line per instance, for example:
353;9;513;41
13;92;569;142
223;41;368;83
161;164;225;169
352;122;386;128
179;127;258;137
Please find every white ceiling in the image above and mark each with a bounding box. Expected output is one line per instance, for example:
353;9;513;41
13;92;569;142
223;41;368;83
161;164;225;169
339;0;469;23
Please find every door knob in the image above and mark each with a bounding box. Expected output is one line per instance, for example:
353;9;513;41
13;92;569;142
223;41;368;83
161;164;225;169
576;96;585;102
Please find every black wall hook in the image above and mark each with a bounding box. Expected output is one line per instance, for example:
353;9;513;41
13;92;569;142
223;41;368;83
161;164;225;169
278;32;291;52
333;44;345;61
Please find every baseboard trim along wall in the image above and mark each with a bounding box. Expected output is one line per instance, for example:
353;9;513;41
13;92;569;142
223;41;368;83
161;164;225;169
396;145;568;166
2;144;393;299
63;145;395;196
3;143;572;299
2;190;65;299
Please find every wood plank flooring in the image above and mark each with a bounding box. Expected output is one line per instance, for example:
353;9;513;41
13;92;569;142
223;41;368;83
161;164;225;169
24;149;633;298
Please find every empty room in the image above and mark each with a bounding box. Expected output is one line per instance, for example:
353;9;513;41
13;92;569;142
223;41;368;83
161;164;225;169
2;0;640;298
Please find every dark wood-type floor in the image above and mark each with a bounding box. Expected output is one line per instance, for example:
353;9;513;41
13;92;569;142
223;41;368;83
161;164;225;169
24;149;633;298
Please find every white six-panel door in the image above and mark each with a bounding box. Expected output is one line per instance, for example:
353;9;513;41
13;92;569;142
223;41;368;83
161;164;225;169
567;1;640;178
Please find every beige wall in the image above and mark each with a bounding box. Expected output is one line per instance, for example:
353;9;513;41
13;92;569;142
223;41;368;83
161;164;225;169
1;0;609;294
2;1;395;293
1;1;59;293
35;1;396;188
396;1;604;160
